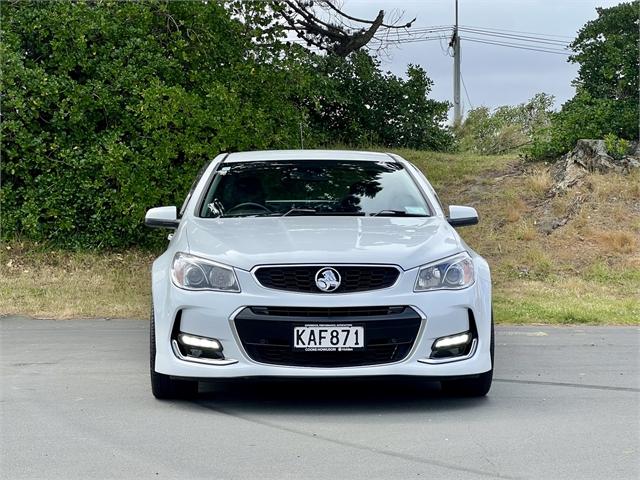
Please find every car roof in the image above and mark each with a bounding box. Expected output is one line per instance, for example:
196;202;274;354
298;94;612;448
224;150;398;163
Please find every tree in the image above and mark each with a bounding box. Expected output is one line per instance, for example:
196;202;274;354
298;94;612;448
529;1;639;159
306;52;452;150
571;1;638;102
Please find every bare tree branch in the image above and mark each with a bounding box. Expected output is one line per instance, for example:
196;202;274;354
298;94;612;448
332;10;383;57
279;0;417;57
323;1;415;29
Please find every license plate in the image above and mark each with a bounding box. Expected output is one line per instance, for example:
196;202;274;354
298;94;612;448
293;324;364;351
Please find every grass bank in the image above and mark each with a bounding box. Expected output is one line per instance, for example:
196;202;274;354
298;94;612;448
1;149;638;324
0;246;154;319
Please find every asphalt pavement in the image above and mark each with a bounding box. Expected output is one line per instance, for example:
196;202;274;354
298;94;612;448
1;316;638;480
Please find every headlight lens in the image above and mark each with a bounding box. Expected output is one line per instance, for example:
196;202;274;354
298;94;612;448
171;252;240;292
414;252;474;291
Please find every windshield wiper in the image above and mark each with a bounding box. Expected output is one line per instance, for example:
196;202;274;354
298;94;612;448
221;212;273;218
281;208;317;217
279;209;368;217
371;209;428;217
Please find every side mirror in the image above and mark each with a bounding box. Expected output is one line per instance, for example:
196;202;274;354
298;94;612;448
447;205;479;227
145;206;179;229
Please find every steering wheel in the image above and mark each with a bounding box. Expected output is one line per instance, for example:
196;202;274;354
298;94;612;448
226;202;272;214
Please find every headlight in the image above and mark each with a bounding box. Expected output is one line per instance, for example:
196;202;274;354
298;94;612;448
171;252;240;292
414;252;474;291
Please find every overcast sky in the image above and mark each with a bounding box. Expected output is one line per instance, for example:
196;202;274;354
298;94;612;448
338;0;624;114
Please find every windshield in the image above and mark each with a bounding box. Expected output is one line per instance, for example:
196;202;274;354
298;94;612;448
198;160;431;218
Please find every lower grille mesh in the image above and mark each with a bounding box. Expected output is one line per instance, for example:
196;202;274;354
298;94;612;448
234;306;421;367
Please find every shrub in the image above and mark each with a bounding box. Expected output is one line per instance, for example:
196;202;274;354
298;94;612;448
604;134;631;160
455;93;554;155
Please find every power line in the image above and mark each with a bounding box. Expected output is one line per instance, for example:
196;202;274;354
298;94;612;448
458;27;570;47
391;33;572;55
395;24;573;43
393;29;571;50
402;25;454;33
390;27;453;40
439;34;452;57
461;36;572;55
288;23;574;57
389;27;573;56
460;24;574;40
290;23;574;55
460;71;473;110
385;35;451;44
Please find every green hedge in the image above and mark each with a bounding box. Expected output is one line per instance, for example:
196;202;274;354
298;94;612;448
0;1;452;248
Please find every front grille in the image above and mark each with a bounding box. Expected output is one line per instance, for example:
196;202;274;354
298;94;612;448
254;265;400;293
234;306;422;367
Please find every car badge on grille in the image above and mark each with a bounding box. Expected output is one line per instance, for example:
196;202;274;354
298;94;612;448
315;267;341;292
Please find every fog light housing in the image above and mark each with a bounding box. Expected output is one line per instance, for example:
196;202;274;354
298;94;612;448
431;331;473;359
177;333;223;360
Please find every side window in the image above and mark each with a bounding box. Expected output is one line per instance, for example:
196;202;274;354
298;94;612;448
179;160;212;217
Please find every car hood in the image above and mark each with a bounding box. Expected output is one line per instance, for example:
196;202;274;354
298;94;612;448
185;216;463;271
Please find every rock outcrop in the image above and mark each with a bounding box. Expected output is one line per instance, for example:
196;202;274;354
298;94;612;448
550;139;639;196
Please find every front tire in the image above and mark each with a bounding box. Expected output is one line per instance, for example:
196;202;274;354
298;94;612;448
441;317;494;397
150;305;198;399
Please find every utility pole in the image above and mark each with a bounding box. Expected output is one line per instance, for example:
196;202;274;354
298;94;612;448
451;0;461;125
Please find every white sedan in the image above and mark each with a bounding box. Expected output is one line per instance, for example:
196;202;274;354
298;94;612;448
145;150;493;399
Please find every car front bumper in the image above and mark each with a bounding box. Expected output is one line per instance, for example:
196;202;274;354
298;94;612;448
152;264;493;379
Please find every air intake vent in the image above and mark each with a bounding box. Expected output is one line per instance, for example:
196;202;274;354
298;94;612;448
234;306;422;367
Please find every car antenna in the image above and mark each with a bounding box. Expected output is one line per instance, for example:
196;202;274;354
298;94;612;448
299;122;304;149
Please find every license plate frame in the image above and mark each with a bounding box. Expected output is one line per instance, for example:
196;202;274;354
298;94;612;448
293;324;365;351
